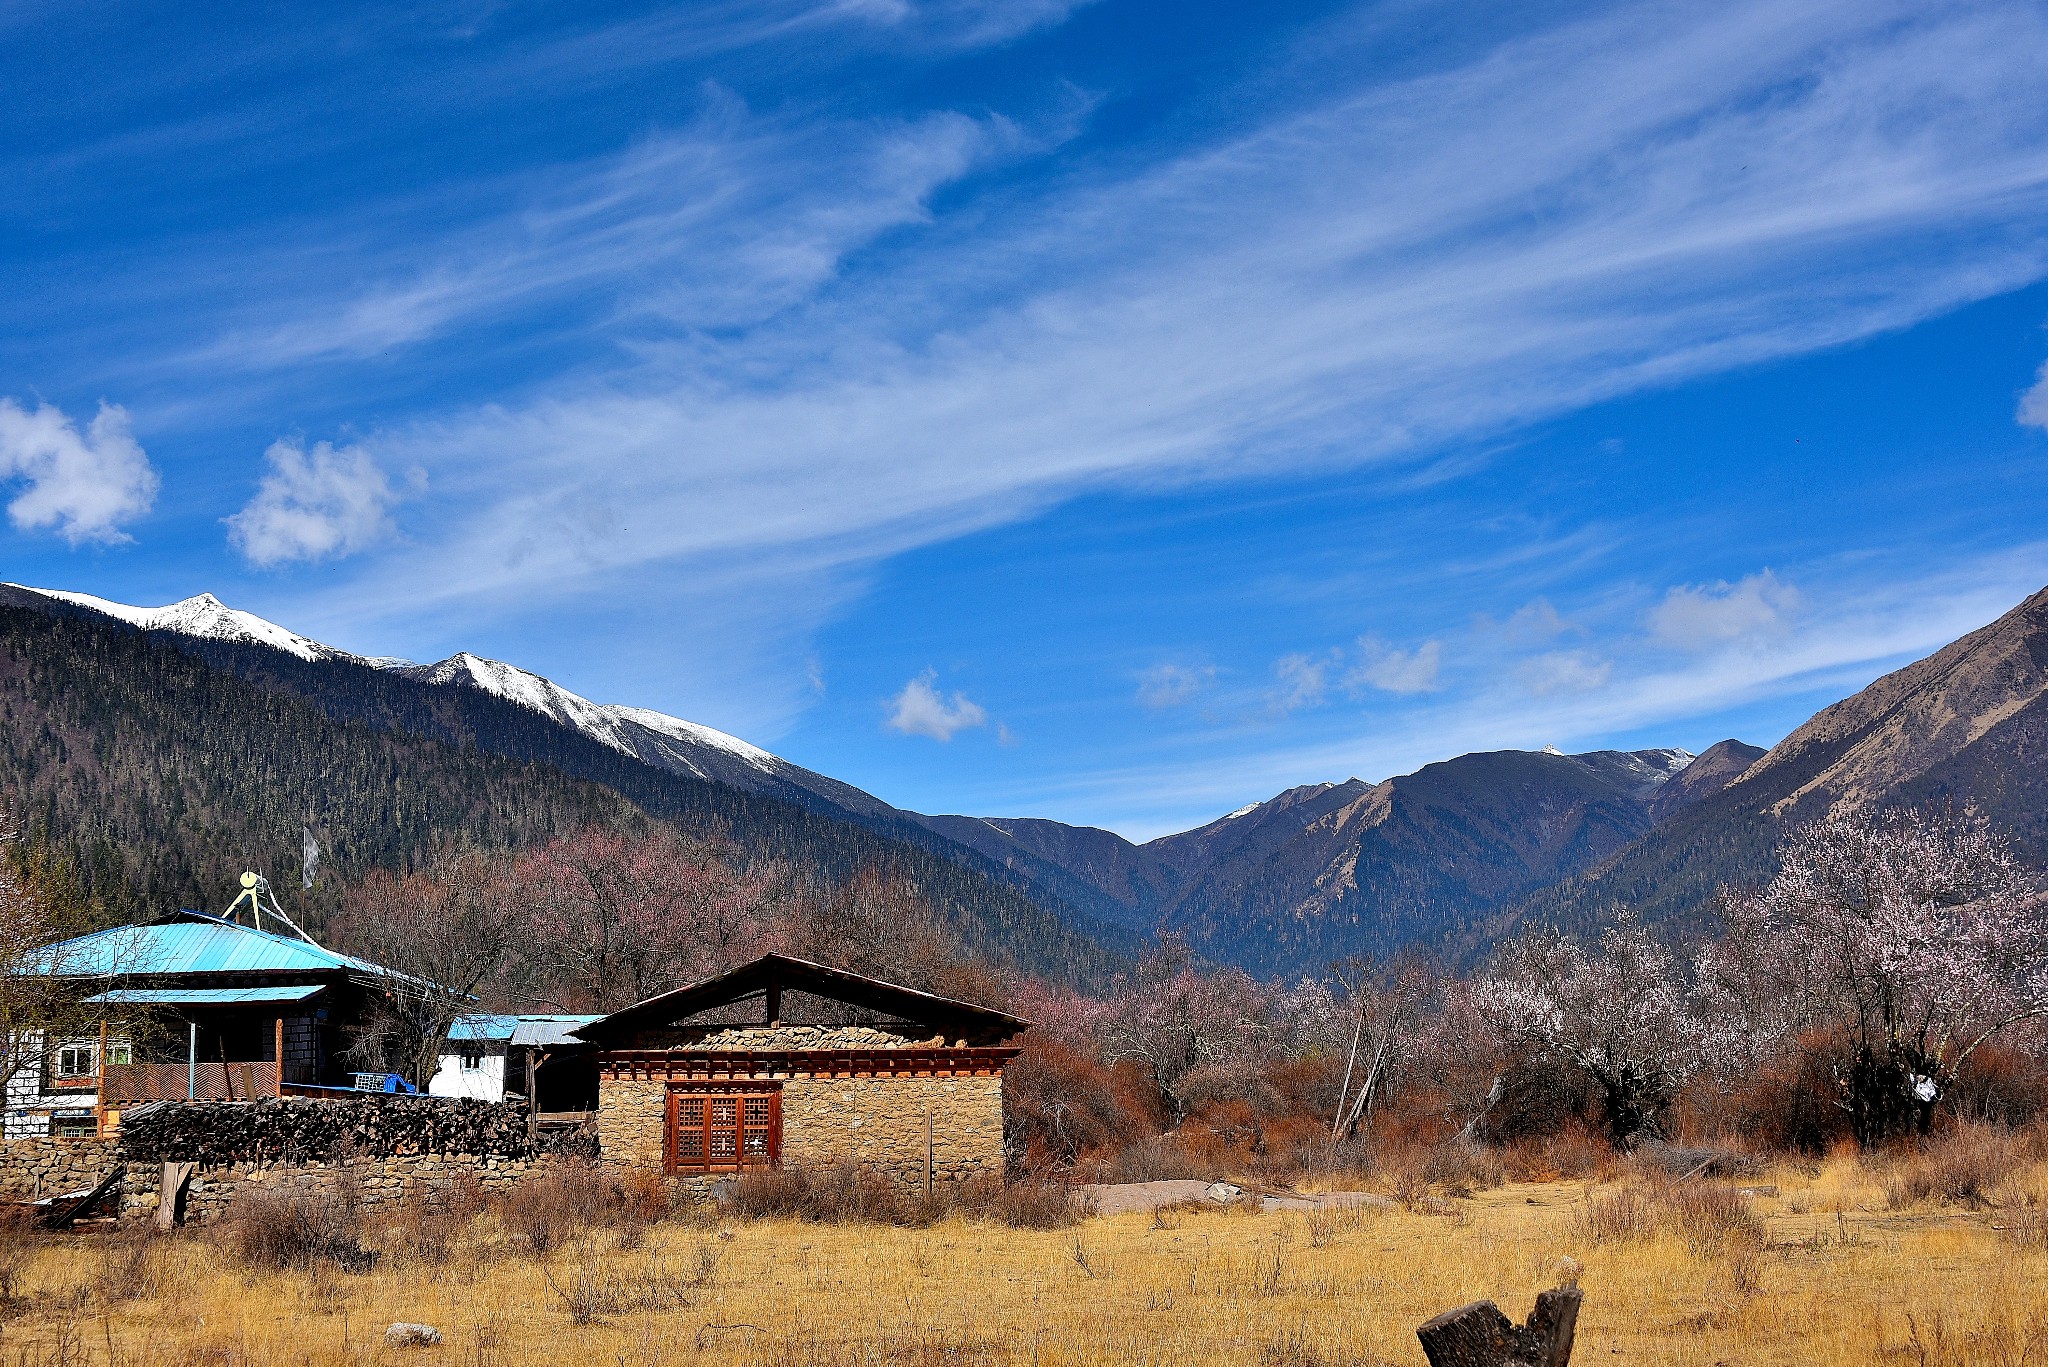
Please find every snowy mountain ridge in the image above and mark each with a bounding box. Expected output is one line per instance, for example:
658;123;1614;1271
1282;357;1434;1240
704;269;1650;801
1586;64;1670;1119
3;585;783;787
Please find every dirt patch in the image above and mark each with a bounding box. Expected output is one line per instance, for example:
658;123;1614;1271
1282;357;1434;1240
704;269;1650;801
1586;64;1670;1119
1078;1181;1392;1217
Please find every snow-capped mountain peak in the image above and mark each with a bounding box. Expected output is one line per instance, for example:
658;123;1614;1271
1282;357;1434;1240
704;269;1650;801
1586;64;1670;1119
5;585;344;663
5;583;788;788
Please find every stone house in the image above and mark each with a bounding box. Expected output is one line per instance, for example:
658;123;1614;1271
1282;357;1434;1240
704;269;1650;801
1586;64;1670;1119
572;955;1026;1188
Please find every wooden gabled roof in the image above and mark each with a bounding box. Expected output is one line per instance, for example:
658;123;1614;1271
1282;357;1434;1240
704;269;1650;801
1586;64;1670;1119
570;953;1028;1047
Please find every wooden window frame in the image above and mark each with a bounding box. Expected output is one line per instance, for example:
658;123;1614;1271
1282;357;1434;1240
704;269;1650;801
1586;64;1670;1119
52;1041;97;1089
664;1081;782;1175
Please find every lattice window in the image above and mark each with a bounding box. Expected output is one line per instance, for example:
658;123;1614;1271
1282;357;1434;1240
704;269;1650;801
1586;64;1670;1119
667;1088;780;1173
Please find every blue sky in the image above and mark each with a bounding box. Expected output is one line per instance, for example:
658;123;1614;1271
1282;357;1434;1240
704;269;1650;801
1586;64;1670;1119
4;0;2048;839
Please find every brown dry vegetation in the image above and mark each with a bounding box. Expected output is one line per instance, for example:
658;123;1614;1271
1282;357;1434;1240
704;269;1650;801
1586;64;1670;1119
0;1129;2042;1365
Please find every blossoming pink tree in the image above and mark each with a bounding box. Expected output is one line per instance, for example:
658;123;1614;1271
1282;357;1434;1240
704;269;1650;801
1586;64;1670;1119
1474;916;1704;1144
1724;811;2048;1145
1102;934;1278;1119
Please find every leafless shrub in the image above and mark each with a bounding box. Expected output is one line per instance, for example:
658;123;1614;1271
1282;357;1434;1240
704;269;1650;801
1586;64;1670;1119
723;1163;909;1225
0;1209;39;1310
1883;1126;2025;1209
1998;1194;2048;1252
223;1185;373;1272
1570;1186;1656;1244
1661;1181;1768;1254
542;1238;723;1325
499;1164;626;1256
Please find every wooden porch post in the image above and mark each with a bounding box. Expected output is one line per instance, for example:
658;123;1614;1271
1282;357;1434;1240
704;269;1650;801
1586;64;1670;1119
274;1015;285;1096
95;1019;108;1134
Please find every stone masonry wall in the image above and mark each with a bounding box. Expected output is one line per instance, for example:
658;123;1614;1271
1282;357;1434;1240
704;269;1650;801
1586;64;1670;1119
783;1074;1003;1187
0;1137;119;1201
116;1152;546;1226
639;1024;931;1050
596;1069;1005;1188
597;1076;666;1170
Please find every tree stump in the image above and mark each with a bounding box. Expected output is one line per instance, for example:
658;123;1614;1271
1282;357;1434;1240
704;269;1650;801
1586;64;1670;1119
1416;1286;1580;1367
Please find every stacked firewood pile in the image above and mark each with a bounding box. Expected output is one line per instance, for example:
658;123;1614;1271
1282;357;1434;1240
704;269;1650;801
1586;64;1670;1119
116;1097;547;1166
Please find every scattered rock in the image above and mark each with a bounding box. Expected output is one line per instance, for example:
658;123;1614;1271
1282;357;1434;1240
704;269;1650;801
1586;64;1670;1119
384;1323;442;1348
1205;1182;1244;1204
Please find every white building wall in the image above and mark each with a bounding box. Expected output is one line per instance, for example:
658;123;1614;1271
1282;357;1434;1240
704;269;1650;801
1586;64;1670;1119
3;1030;99;1138
427;1047;507;1102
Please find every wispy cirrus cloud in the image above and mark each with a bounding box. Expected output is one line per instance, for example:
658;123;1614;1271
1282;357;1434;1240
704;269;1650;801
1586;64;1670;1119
202;98;1049;370
283;0;2048;637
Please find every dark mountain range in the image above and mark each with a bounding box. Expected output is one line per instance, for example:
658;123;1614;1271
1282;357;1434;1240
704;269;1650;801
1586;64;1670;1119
0;589;1125;985
965;746;1745;976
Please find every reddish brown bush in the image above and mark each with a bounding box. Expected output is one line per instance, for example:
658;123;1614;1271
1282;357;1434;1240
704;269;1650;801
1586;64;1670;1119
1004;1039;1160;1172
1708;1030;1855;1154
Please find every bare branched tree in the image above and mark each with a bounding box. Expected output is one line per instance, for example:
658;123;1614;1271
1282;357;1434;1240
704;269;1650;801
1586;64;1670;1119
1101;934;1276;1120
1326;955;1437;1140
330;848;526;1086
513;827;782;1012
0;825;126;1096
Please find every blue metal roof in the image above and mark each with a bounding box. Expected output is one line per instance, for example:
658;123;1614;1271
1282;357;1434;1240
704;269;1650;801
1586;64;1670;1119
85;986;326;1006
448;1014;519;1042
25;912;431;986
448;1013;600;1045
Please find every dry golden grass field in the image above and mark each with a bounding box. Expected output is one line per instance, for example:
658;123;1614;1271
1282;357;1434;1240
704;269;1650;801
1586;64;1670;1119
1;1149;2045;1367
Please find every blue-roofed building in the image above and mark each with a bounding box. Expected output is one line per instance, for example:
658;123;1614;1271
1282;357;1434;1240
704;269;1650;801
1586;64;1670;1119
428;1013;601;1112
7;907;445;1137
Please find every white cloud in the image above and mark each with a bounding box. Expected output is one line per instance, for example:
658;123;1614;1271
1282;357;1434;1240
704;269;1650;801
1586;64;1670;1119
1650;570;1803;649
886;670;988;740
1347;637;1442;694
1518;650;1613;697
1499;598;1581;644
1137;662;1215;708
2021;357;2048;431
226;438;399;567
0;398;158;545
1269;652;1332;714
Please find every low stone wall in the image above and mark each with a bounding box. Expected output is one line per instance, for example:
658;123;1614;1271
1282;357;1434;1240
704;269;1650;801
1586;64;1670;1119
0;1136;120;1201
116;1152;548;1226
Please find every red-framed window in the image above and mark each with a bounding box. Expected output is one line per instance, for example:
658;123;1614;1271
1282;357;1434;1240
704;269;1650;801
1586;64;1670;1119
665;1085;781;1173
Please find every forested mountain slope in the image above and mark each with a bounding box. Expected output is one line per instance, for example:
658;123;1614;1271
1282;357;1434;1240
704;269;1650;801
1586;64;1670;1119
0;596;1122;984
